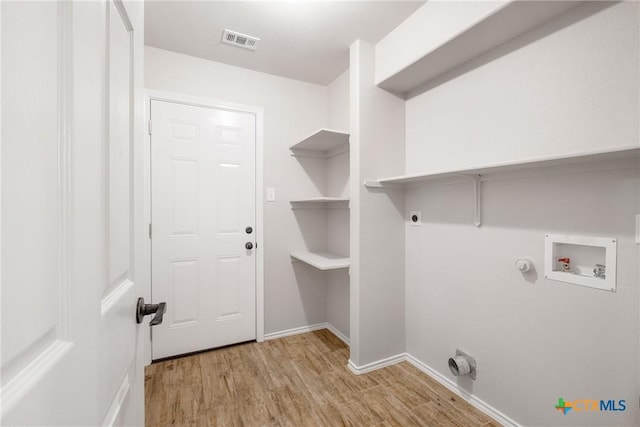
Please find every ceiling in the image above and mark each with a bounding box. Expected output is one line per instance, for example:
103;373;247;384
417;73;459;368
144;1;426;85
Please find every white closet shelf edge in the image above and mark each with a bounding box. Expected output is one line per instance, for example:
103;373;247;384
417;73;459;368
289;128;350;156
364;146;639;187
290;197;350;203
290;251;350;270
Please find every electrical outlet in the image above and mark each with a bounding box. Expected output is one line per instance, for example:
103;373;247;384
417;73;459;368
409;211;422;226
266;188;276;202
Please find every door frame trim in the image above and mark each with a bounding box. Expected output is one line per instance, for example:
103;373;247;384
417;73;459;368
143;90;265;364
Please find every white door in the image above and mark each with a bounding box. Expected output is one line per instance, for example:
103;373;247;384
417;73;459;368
151;100;257;360
1;1;147;425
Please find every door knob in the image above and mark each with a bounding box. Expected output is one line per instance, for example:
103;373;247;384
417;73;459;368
245;226;253;234
245;242;254;250
136;297;166;326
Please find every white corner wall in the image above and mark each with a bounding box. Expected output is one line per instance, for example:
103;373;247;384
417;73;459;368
327;70;350;134
144;46;329;335
326;70;351;340
403;2;639;426
350;40;406;367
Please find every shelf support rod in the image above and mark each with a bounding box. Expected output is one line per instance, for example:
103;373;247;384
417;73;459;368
471;174;481;227
457;174;482;227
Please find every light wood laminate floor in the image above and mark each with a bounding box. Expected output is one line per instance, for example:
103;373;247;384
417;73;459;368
145;329;499;426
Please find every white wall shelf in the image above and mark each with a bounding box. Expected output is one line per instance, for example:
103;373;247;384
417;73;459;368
290;197;349;203
290;126;351;269
364;147;639;188
364;147;639;227
289;128;349;158
290;197;349;209
290;251;350;271
377;1;582;96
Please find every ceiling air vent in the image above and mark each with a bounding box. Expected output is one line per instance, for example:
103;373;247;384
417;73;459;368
221;29;260;51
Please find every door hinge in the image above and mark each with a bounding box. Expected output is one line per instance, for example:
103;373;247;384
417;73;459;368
148;119;152;135
149;223;152;239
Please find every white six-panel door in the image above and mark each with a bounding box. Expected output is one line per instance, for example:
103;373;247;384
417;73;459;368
151;100;257;360
1;1;146;425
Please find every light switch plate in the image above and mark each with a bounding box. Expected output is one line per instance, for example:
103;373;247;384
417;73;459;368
267;188;276;202
636;214;640;244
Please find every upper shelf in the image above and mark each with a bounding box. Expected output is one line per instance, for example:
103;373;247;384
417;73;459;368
376;1;582;96
364;147;639;188
290;128;349;158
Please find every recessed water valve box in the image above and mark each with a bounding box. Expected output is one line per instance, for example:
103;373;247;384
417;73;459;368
544;234;616;292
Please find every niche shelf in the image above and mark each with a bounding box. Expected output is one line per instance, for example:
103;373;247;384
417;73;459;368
290;251;350;271
377;1;582;96
289;128;349;158
364;147;639;227
290;127;351;272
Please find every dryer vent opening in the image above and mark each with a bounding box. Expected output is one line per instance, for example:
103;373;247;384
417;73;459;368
448;349;476;380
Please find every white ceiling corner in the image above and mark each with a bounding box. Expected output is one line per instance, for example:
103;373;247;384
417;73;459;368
144;0;426;85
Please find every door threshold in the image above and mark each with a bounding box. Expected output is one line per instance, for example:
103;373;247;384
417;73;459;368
152;339;257;363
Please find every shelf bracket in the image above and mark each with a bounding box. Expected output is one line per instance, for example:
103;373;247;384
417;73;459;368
457;174;482;227
363;180;383;188
363;180;403;189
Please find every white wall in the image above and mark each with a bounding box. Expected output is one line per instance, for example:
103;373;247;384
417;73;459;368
326;70;350;340
403;2;639;426
145;46;329;334
405;1;638;174
327;70;350;134
350;40;406;367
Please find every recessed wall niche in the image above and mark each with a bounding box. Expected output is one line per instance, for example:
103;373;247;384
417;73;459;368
544;234;617;292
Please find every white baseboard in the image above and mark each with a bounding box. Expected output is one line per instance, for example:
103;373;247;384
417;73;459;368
404;354;520;427
324;323;350;346
347;352;519;427
347;353;406;375
263;327;516;425
263;323;327;341
264;322;351;347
